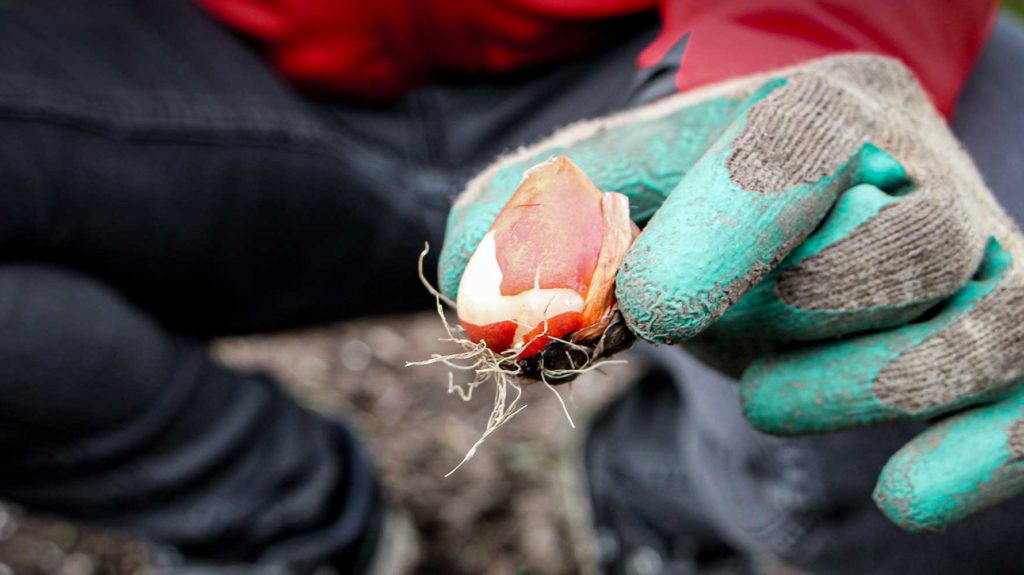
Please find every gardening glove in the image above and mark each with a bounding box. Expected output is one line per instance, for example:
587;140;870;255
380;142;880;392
438;54;1024;532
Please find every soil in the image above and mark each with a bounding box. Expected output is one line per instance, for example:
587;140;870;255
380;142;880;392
0;312;636;575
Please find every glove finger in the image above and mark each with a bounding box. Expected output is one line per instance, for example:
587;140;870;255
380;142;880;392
715;146;984;340
740;238;1024;434
874;384;1024;532
616;73;876;343
438;90;750;300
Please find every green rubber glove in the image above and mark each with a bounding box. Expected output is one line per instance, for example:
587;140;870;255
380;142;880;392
439;54;1024;532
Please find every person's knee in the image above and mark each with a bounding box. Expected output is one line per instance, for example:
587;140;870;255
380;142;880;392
0;264;180;433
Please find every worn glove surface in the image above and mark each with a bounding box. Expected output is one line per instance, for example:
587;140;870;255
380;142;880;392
438;55;1024;532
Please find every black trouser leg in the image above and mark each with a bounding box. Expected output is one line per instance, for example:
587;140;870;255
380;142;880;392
0;265;379;568
0;3;391;563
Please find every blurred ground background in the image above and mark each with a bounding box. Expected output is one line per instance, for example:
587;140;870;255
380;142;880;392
0;312;637;575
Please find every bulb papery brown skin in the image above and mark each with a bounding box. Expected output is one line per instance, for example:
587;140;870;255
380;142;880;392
456;156;638;360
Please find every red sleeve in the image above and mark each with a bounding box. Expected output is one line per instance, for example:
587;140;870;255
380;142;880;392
194;0;996;114
639;0;998;118
192;0;657;100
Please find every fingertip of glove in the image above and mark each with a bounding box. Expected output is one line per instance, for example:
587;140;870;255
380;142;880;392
614;269;714;345
737;375;805;436
872;466;944;534
737;372;779;432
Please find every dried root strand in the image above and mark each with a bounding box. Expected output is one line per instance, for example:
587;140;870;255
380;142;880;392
416;243;456;309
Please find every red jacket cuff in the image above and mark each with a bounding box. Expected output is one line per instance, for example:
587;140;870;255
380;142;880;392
639;0;998;118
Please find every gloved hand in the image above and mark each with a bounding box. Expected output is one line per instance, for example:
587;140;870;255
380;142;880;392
438;54;1024;532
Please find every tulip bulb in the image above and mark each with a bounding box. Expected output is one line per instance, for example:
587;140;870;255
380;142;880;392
457;156;638;362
